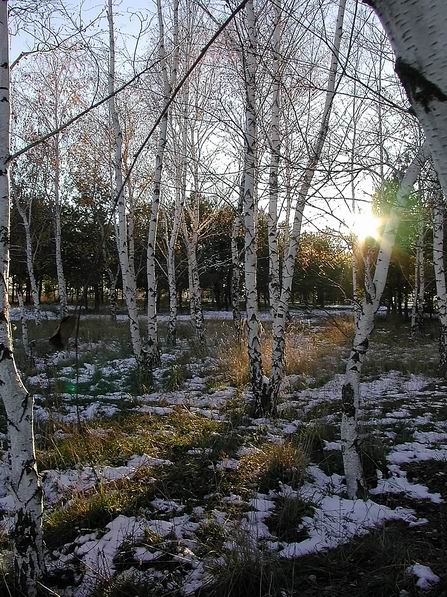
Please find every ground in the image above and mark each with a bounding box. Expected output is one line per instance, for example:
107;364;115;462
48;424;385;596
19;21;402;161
1;309;446;596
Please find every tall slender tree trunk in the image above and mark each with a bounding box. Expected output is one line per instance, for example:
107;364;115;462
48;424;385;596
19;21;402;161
432;193;447;376
14;199;40;314
0;7;44;592
54;134;68;317
107;0;143;363
410;220;425;335
165;0;181;347
17;288;31;359
147;0;173;367
185;232;205;344
231;172;244;332
341;142;428;499
231;210;242;331
242;0;268;411
268;0;346;412
267;0;282;316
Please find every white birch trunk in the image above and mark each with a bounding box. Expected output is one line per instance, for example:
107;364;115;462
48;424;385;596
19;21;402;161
243;0;268;409
184;229;205;344
350;69;360;324
432;193;447;375
53;134;68;317
341;142;429;499
231;210;242;331
107;0;143;363
165;0;181;347
267;0;282;316
17;288;31;359
147;0;171;367
268;0;346;411
0;8;44;591
166;177;184;346
14;198;40;314
410;221;425;335
369;0;447;198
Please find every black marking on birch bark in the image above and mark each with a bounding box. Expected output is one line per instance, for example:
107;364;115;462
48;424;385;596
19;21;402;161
439;324;447;377
6;417;19;432
341;383;356;417
351;351;361;363
358;337;369;350
395;58;447;113
364;290;373;304
0;343;12;361
0;63;7;69
19;394;30;423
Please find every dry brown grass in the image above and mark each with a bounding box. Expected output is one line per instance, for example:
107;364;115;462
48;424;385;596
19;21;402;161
217;317;353;389
37;410;223;470
236;442;307;491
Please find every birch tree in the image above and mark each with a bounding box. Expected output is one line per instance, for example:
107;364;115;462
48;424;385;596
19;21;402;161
12;168;41;314
231;174;244;331
146;0;174;367
432;191;447;376
107;0;143;364
367;1;447;199
410;219;426;336
267;0;347;412
267;0;282;316
242;0;269;407
341;142;429;499
0;4;44;592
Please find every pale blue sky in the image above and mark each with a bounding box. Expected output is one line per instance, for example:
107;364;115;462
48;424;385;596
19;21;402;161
10;0;156;65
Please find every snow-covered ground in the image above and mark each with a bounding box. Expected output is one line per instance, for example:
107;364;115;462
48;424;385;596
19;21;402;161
1;314;446;595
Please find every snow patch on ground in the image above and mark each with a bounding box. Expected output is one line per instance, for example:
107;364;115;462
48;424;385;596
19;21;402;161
406;563;440;590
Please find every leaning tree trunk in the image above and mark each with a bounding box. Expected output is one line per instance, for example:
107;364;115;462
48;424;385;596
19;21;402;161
432;192;447;376
341;142;428;499
267;0;282;317
368;0;447;198
268;0;346;412
0;7;44;592
107;0;143;364
243;0;268;410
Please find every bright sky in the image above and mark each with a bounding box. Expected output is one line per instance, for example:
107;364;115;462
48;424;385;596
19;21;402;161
9;0;401;242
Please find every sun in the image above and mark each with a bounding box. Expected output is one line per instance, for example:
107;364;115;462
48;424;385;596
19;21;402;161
351;210;382;241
